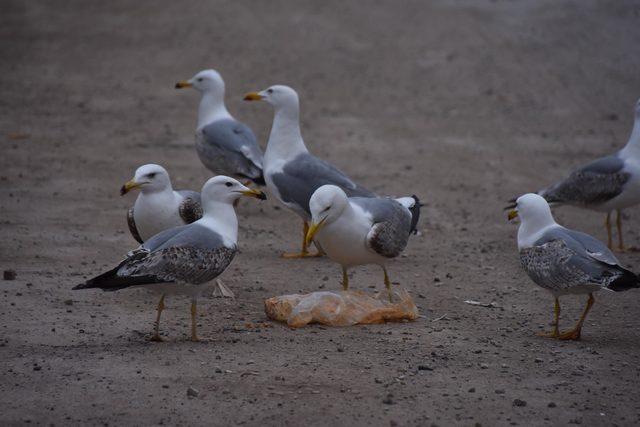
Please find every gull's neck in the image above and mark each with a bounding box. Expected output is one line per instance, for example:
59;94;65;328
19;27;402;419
139;185;175;199
264;102;308;167
197;92;232;130
620;114;640;159
517;215;558;250
199;201;238;247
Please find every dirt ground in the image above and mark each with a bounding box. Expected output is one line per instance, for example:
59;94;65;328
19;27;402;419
2;1;640;425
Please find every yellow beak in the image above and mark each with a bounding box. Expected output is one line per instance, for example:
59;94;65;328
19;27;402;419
305;217;327;246
240;188;267;200
243;92;264;101
120;179;142;196
507;209;519;221
175;80;192;89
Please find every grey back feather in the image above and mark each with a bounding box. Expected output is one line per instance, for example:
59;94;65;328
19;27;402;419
196;119;264;180
120;224;235;285
519;227;624;293
271;153;375;216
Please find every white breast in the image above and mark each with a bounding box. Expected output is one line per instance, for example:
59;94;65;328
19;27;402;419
315;205;386;267
134;192;184;241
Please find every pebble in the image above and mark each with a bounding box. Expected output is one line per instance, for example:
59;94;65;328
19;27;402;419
64;299;73;306
548;402;557;408
4;270;16;280
382;394;394;405
187;387;199;398
513;399;527;407
417;365;433;371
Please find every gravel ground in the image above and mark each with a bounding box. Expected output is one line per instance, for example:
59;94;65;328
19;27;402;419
2;1;640;425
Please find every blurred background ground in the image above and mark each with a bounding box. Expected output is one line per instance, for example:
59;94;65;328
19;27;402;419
2;0;640;425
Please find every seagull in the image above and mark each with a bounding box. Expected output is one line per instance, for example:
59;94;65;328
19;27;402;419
507;98;640;251
304;185;421;301
508;193;639;340
244;85;375;258
176;69;265;185
74;176;267;342
120;164;202;243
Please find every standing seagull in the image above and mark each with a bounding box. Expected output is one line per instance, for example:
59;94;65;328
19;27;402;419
508;98;640;251
244;85;375;258
176;69;264;184
74;176;267;342
120;164;202;243
305;185;421;301
508;193;639;340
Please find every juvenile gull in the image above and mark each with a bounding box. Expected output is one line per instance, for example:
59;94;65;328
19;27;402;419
508;193;639;340
176;69;264;184
508;98;640;251
244;85;375;258
120;164;202;243
305;185;421;301
75;176;267;342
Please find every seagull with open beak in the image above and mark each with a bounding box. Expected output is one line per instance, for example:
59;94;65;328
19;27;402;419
509;193;639;340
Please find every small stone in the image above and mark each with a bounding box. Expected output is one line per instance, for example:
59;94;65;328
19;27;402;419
548;402;557;408
382;394;394;405
162;385;169;389
513;399;527;407
33;366;41;371
187;386;199;398
64;299;73;306
4;270;16;280
417;365;433;371
495;389;505;394
468;387;476;393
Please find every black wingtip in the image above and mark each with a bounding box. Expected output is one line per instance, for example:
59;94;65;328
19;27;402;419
408;195;422;235
608;269;640;292
252;175;266;186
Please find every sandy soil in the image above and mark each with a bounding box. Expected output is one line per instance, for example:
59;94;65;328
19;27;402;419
2;0;640;425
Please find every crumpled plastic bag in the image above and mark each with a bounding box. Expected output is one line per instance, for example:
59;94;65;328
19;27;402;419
264;289;419;328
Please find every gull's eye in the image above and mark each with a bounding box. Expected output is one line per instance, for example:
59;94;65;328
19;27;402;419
197;78;203;82
267;88;273;94
322;206;330;213
147;173;157;179
225;182;233;187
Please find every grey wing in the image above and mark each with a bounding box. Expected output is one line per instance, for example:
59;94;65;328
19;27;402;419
120;224;236;285
271;153;375;216
140;224;192;252
353;198;412;258
559;227;620;266
197;119;264;181
127;207;143;244
176;190;203;224
540;154;630;206
519;228;625;293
